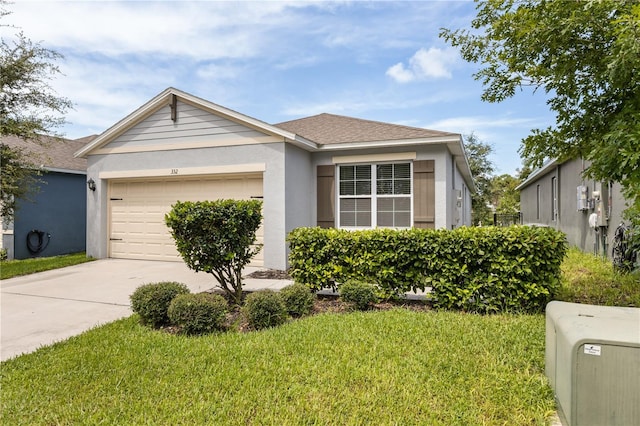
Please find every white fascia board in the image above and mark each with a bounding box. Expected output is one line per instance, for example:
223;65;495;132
317;135;461;151
177;91;312;145
447;137;476;193
318;135;475;191
75;87;318;158
287;135;318;151
74;88;175;158
43;167;87;175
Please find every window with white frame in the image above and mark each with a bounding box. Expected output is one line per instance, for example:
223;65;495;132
338;162;412;228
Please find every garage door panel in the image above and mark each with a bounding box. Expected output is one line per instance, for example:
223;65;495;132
109;174;264;265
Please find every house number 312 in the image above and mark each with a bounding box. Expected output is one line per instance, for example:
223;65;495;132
170;169;179;175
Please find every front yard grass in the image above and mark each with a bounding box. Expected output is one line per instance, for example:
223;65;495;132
6;246;635;424
0;310;555;425
0;252;94;280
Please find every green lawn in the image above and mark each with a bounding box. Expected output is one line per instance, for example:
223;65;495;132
0;252;94;280
0;311;555;425
4;246;634;425
556;247;640;307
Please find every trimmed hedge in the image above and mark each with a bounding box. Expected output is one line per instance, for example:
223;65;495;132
279;283;316;317
287;226;567;313
340;280;378;310
168;293;228;335
130;282;190;327
243;290;288;330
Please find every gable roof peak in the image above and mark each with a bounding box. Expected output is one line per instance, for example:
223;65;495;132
75;87;314;158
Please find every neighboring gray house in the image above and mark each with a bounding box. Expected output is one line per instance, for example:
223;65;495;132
75;87;474;270
517;157;628;258
1;135;91;259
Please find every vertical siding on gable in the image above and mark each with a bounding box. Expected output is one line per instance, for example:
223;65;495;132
413;160;435;229
316;165;335;228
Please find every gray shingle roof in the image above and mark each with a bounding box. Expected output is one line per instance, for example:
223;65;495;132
274;113;458;145
0;135;96;172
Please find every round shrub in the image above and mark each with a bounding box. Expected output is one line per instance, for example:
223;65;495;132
340;280;378;310
130;282;190;327
280;283;316;317
243;290;288;330
168;293;228;334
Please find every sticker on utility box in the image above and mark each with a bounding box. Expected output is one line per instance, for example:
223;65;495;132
584;344;601;356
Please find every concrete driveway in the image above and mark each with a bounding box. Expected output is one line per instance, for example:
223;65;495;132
1;259;290;361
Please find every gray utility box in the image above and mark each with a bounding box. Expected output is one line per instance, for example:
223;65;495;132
545;301;640;426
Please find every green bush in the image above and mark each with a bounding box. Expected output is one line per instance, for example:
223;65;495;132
287;226;567;313
130;282;190;327
243;290;288;330
165;199;263;306
340;280;378;310
168;293;228;334
279;283;316;317
0;248;7;261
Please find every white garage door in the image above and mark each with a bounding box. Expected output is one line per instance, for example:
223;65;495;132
108;174;264;265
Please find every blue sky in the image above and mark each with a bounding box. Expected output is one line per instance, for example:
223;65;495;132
3;1;556;175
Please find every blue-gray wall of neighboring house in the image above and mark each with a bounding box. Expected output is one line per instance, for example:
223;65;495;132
520;157;626;258
13;171;87;259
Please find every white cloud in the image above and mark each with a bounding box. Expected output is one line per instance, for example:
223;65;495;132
1;1;310;60
386;63;416;83
386;47;459;83
424;116;539;133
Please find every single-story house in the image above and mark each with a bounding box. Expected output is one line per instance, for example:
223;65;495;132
75;87;474;270
1;135;92;259
517;157;628;258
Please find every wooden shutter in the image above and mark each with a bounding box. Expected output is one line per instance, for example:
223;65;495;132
317;165;335;228
413;160;435;228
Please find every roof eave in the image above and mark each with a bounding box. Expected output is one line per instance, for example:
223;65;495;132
316;135;462;151
75;87;318;158
515;158;560;190
316;135;476;192
43;167;87;175
448;136;476;193
288;135;319;151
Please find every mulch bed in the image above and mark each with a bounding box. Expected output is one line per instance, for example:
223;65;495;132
244;268;430;312
245;269;292;280
160;270;432;334
209;295;431;334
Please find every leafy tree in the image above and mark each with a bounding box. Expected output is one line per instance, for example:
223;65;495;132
0;143;42;220
491;174;520;215
515;162;533;183
165;200;263;306
441;0;640;252
463;132;494;226
1;1;72;220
